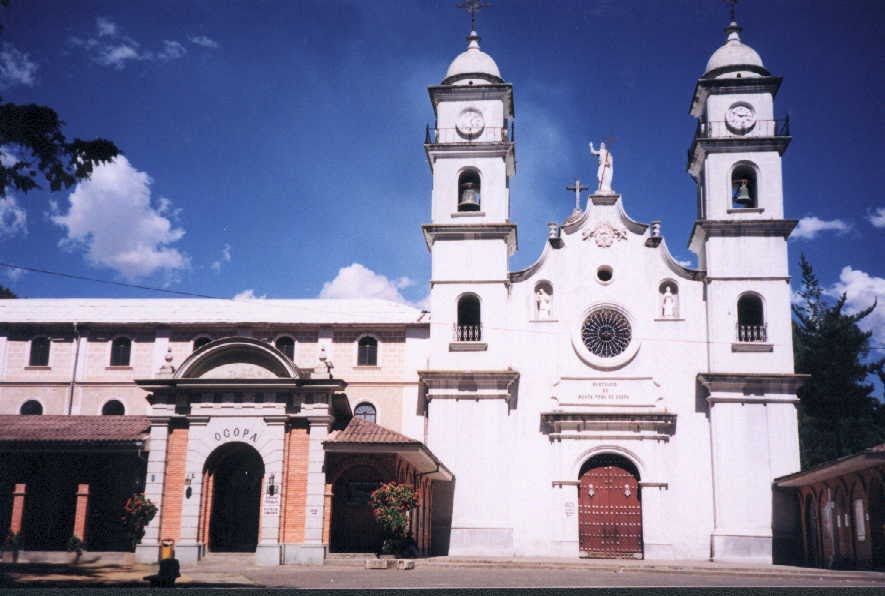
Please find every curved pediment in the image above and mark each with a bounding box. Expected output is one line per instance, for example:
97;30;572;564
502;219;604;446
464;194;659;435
175;336;298;380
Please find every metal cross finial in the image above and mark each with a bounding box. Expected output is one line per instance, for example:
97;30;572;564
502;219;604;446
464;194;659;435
566;179;589;212
726;0;738;21
457;0;492;31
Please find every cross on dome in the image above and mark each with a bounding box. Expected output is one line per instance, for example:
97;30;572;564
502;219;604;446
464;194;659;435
457;0;492;32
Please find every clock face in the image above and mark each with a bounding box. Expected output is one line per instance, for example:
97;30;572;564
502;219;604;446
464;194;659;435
725;103;756;134
456;109;485;139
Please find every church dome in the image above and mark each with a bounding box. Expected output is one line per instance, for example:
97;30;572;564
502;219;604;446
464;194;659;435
444;31;502;85
704;22;767;77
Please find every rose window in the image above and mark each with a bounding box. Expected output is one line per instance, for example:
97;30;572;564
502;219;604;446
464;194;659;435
581;309;632;358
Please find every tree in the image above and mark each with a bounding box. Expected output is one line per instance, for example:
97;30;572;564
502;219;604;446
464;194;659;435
0;102;119;197
792;254;884;468
0;285;16;298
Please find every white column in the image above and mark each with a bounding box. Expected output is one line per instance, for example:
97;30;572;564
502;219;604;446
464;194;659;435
255;417;286;565
135;420;169;563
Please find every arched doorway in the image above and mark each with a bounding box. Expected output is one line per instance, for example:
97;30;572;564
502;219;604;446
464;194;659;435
578;454;642;559
804;493;821;567
204;443;264;553
331;464;386;553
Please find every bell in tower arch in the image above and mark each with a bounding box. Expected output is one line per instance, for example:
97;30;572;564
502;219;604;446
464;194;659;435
733;179;753;207
457;169;482;212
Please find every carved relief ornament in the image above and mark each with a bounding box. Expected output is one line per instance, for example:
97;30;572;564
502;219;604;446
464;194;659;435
582;222;628;247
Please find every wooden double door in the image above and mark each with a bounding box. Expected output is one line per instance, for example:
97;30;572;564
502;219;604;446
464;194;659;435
578;455;643;558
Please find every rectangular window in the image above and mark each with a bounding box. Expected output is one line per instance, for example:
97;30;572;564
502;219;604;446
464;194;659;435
29;337;50;367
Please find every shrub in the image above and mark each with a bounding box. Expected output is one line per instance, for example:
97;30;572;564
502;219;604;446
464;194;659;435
121;493;158;552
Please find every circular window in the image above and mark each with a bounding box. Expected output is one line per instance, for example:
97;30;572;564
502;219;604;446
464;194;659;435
597;266;613;283
581;308;632;358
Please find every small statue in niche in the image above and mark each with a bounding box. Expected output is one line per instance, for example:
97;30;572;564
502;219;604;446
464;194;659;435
535;286;553;320
661;286;678;318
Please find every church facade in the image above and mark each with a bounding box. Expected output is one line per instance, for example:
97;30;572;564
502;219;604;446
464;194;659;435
0;15;805;565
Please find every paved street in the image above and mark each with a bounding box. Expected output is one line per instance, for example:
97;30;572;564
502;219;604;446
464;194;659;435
4;555;885;590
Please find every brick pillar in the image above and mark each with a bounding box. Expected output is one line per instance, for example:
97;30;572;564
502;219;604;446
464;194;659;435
73;483;90;542
159;422;189;543
322;483;332;546
280;423;309;544
9;483;26;535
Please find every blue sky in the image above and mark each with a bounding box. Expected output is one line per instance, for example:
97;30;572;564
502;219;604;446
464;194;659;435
0;0;882;344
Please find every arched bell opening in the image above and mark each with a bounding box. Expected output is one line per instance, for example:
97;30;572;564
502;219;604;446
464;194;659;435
578;454;643;559
731;163;758;208
457;168;482;212
455;293;482;341
202;442;265;553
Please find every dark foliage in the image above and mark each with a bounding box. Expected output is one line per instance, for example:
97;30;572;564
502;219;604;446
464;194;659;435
792;254;884;468
0;285;16;298
0;102;120;196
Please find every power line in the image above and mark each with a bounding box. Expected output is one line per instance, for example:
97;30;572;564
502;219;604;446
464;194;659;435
0;262;220;299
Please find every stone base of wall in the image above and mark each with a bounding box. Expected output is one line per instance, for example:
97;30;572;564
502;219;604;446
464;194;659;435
255;543;282;565
643;542;676;560
448;527;514;557
281;543;326;565
711;531;772;563
2;551;134;565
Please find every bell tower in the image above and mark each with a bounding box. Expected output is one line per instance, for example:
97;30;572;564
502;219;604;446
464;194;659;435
688;14;803;563
422;24;516;366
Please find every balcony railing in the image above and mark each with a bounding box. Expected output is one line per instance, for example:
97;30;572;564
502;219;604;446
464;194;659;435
736;323;767;343
425;123;513;145
453;323;482;342
694;117;790;140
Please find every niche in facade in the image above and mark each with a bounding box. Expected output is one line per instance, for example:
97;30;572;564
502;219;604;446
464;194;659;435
658;281;679;318
534;281;553;320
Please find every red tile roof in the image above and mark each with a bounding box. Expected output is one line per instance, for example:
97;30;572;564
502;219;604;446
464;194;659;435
325;417;420;445
0;415;149;444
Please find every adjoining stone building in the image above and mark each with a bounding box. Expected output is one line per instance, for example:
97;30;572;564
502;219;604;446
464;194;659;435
0;13;806;565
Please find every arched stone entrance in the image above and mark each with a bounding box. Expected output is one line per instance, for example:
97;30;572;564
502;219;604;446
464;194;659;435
203;442;265;553
578;454;643;559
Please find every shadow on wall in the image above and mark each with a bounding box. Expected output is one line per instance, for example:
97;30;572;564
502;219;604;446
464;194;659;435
772;486;802;565
430;480;455;556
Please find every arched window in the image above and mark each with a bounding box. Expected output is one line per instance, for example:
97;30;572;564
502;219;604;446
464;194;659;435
737;293;766;342
658;281;679;318
110;336;132;366
193;336;212;351
20;400;43;415
457;169;481;212
29;336;50;367
357;336;378;366
102;400;125;415
354;402;377;424
275;336;295;360
456;294;482;341
731;163;758;208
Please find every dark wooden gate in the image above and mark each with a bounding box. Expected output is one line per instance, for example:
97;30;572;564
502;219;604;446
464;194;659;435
579;455;642;558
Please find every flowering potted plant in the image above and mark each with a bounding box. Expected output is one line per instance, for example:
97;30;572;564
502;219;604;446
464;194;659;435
121;493;158;552
369;482;418;557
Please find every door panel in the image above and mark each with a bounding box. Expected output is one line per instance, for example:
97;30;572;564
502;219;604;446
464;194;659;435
579;457;642;558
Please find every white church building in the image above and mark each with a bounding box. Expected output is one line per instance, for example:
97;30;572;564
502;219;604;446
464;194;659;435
0;14;805;565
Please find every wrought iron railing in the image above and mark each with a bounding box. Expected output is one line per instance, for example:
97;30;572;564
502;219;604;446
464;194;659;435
453;323;482;342
694;117;790;139
736;323;767;343
425;124;513;144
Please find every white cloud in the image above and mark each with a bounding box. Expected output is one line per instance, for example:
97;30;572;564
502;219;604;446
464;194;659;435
96;16;118;37
233;289;266;301
675;258;693;268
4;267;24;282
867;207;885;229
73;17;187;69
0;195;27;238
0;42;37;89
51;156;189;280
157;40;186;61
96;44;141;69
790;216;851;240
189;35;220;49
827;266;885;345
211;243;231;273
319;263;414;304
